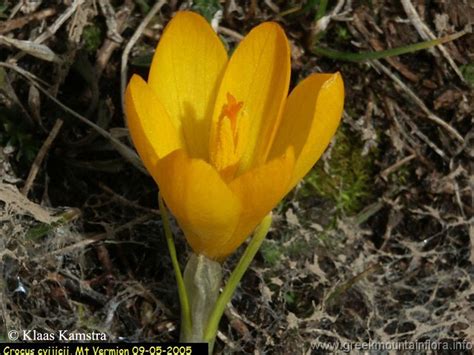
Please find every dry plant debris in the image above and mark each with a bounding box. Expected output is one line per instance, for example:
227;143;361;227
0;0;472;353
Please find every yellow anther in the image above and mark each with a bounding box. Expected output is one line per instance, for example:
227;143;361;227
210;93;248;179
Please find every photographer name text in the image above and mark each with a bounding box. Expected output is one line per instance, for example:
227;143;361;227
10;330;107;342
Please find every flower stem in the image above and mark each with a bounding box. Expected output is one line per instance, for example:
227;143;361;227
203;214;273;349
159;194;192;340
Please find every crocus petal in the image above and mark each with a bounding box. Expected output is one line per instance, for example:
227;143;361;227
148;11;228;159
211;22;290;173
226;148;294;258
269;73;344;189
154;149;242;260
125;75;183;174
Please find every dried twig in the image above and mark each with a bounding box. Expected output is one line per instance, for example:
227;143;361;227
0;62;148;174
98;0;123;43
0;35;60;62
58;270;108;306
98;182;160;215
9;0;85;63
0;65;36;126
312;0;347;35
0;8;56;35
218;26;244;41
380;207;403;251
96;1;134;78
21;119;63;196
0;182;60;224
395;99;449;160
0;61;146;174
39;214;153;259
8;2;23;20
400;0;465;82
0;268;15;334
33;0;85;44
216;331;240;352
371;60;464;144
380;154;417;181
449;162;467;218
383;98;433;169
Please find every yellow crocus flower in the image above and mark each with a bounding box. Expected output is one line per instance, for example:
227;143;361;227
125;11;344;261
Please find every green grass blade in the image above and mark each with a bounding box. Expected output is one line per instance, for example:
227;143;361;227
315;0;328;21
158;194;192;338
314;31;466;62
203;214;272;348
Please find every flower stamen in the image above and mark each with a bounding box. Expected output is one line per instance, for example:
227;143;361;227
210;93;248;180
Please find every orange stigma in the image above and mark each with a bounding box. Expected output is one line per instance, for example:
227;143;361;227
209;93;249;179
221;93;243;135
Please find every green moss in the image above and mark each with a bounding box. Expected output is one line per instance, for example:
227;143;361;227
192;0;222;22
284;291;296;305
461;63;474;86
300;126;377;215
389;164;411;186
286;237;312;258
260;241;282;267
82;25;102;53
336;25;350;41
135;0;151;15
